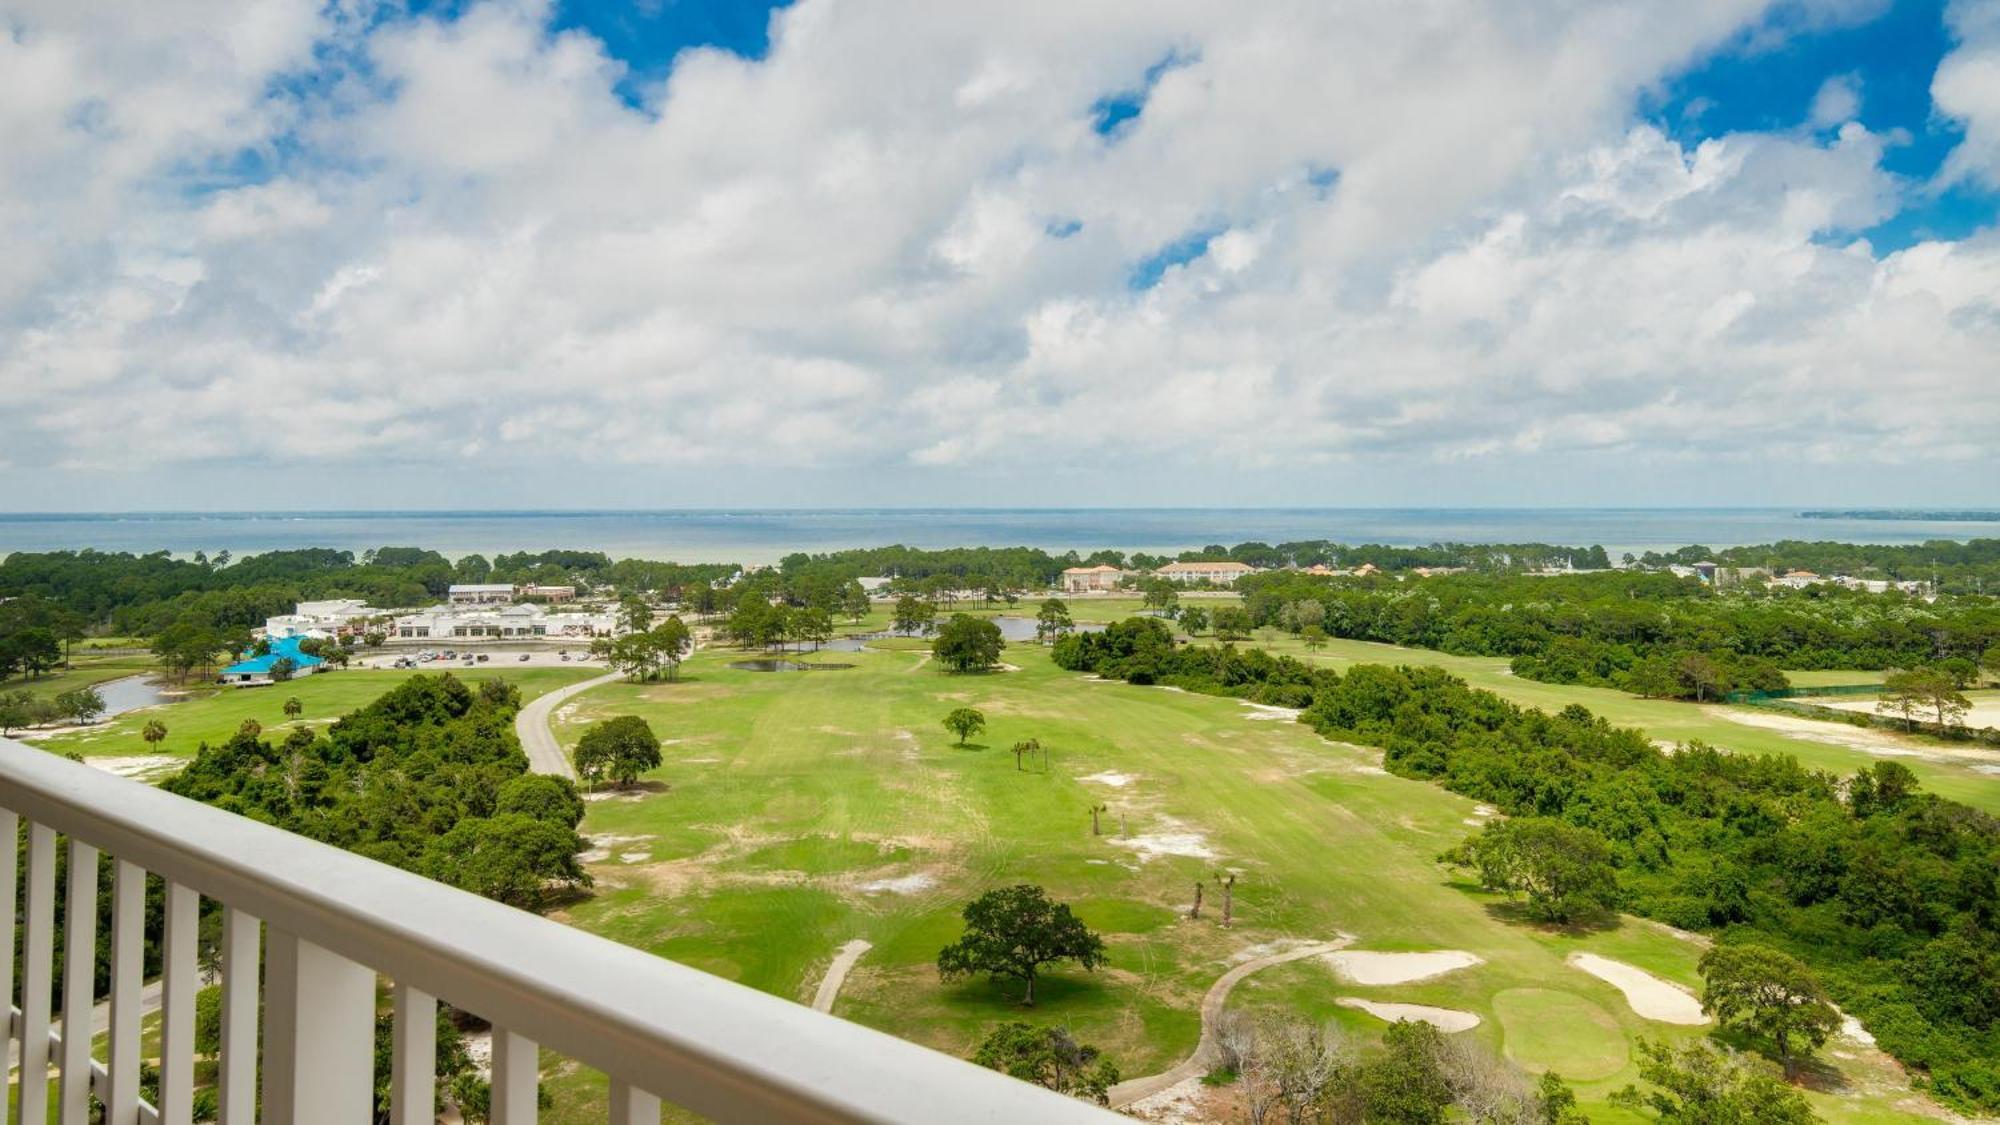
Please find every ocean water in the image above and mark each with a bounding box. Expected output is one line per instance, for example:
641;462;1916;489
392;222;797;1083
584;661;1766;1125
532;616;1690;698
2;508;1996;564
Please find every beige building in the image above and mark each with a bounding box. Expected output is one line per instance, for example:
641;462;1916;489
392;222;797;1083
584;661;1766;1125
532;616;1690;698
1154;560;1256;585
1060;565;1124;593
519;584;578;603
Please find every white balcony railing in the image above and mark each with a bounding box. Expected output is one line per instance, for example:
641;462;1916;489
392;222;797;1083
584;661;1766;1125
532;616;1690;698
0;736;1114;1124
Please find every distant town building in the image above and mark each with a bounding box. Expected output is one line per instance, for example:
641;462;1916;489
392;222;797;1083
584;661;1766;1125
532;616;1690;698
1772;569;1822;590
220;635;323;686
856;577;893;593
448;584;517;605
262;599;375;640
1061;565;1124;593
1154;560;1256;585
518;584;577;603
391;602;614;641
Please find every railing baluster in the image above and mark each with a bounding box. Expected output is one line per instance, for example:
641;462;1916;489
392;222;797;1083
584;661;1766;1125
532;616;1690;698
260;927;376;1124
60;839;99;1125
158;881;199;1125
608;1079;661;1125
217;907;261;1125
106;859;145;1123
390;983;437;1125
491;1027;539;1125
0;809;16;1092
20;823;57;1122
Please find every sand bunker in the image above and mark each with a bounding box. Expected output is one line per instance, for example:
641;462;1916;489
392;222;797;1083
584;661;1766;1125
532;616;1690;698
1568;953;1707;1024
85;755;182;779
1711;708;2000;766
1335;998;1481;1032
857;872;937;895
579;833;651;863
1079;771;1137;788
1110;817;1218;863
1322;949;1482;986
1239;701;1303;721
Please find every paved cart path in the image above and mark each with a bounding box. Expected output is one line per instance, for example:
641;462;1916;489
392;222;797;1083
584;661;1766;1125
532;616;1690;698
1106;937;1352;1109
516;671;624;779
812;940;874;1013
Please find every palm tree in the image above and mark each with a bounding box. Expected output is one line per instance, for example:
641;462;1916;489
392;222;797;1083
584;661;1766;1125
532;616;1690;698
141;719;168;751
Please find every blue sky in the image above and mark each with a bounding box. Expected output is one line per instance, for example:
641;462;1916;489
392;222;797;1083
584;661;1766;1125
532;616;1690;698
0;0;1995;512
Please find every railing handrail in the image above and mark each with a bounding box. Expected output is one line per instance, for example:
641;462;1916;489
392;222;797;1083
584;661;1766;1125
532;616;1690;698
0;738;1113;1123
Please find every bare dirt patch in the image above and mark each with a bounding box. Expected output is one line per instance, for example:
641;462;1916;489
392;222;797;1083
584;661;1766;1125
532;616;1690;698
1335;998;1481;1032
1568;953;1707;1025
1079;770;1138;788
1322;949;1482;986
1109;818;1218;863
83;754;183;780
1711;708;2000;765
1239;701;1303;721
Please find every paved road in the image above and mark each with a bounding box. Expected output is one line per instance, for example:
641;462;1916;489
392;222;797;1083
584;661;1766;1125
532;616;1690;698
811;940;873;1013
1105;936;1352;1109
9;978;166;1070
513;671;624;779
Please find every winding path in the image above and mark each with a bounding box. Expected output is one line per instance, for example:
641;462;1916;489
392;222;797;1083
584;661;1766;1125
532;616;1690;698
514;671;624;779
1105;936;1353;1109
811;939;874;1013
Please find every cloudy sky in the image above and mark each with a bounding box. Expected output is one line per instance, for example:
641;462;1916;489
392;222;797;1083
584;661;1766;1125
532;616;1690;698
2;0;1997;511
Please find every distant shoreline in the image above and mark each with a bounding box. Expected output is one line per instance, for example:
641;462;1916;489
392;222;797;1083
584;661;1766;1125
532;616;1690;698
1800;510;2000;522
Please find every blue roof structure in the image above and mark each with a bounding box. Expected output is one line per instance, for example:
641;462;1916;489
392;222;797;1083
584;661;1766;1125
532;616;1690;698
222;635;324;677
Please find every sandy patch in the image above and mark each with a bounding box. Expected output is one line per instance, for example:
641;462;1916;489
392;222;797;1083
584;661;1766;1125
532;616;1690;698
84;754;183;780
1079;770;1137;788
856;872;938;895
1239;701;1303;721
1226;937;1343;966
1840;1011;1877;1046
1711;708;2000;765
1322;949;1482;986
1335;998;1481;1033
579;833;652;863
683;756;721;764
1123;1074;1212;1124
1568;953;1707;1024
1110;819;1217;862
1818;691;2000;730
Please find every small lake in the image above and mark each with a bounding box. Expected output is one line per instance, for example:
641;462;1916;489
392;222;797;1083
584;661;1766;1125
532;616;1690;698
95;675;170;717
728;660;857;673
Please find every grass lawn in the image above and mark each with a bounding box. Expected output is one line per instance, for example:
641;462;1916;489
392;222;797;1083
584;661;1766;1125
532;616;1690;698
1;652;164;702
547;638;1937;1122
1237;632;2000;815
30;665;601;762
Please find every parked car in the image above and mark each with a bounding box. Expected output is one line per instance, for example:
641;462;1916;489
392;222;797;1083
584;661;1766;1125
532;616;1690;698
518;653;531;662
476;653;489;663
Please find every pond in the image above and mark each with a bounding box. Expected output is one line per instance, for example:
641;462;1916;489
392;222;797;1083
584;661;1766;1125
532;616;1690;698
94;674;170;718
727;660;857;673
988;616;1107;642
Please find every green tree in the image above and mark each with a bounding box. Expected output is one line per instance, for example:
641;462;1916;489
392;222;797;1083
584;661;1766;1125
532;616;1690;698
1211;606;1252;639
150;622;225;682
651;616;693;681
495;773;586;829
269;655;299;683
1141;579;1180;616
970;1022;1120;1105
573;715;663;789
1698;943;1840;1078
1878;666;1970;730
797;606;834;651
283;696;304;722
943;706;986;745
934;615;1004;673
618;596;654;634
141;718;168;751
893;595;937;637
1611;1038;1816;1124
1178;605;1209;635
937;885;1107;1005
1441;817;1619;924
840;581;871;622
423;813;589;910
1360;1019;1454;1125
1300;623;1328;652
54;686;106;725
1034;599;1074;644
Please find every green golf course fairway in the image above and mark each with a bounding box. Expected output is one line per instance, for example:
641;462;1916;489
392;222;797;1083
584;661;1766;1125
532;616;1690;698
30;664;601;762
548;637;1943;1123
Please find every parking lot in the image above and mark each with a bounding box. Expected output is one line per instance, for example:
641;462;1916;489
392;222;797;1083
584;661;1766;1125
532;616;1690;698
353;647;609;671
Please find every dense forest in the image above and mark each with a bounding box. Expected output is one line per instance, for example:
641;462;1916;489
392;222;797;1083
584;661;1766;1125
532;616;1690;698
164;675;589;909
1053;619;2000;1112
1235;569;2000;700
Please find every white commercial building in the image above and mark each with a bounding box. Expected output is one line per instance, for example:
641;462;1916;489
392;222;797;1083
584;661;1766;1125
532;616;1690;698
262;599;376;640
448;584;518;605
391;602;615;642
1153;560;1256;585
